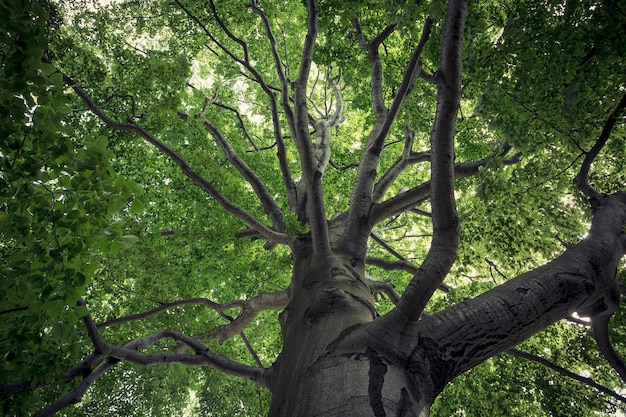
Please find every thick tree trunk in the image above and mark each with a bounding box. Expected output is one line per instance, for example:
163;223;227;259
267;249;435;416
270;348;433;416
267;194;626;416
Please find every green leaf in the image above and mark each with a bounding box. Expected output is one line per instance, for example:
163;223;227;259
110;240;121;256
131;198;145;214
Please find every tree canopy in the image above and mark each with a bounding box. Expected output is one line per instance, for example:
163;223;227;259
1;0;626;415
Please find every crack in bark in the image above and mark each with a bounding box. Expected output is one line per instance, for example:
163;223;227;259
367;348;388;417
407;336;455;404
396;388;413;417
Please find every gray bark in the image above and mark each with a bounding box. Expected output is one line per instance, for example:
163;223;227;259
267;193;626;416
267;248;435;416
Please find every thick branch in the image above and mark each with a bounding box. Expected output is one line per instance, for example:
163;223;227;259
349;19;433;214
63;74;294;247
394;0;466;321
592;313;626;384
577;92;626;199
78;299;105;353
292;0;332;256
337;17;432;262
413;192;626;385
212;290;289;343
353;19;396;118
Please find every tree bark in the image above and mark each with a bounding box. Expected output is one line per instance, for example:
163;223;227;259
267;192;626;416
268;244;435;416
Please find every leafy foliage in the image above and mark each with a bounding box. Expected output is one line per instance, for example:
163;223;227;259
1;0;625;415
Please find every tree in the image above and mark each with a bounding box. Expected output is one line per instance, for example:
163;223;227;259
2;0;626;415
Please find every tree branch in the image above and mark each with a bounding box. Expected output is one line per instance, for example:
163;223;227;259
206;98;260;152
103;329;269;386
245;1;302;213
393;0;466;322
175;0;299;213
207;0;250;62
212;290;289;343
35;357;120;417
373;123;431;202
353;19;396;118
337;16;432;262
592;313;626;384
78;299;105;353
308;71;345;177
577;92;626;199
96;291;289;345
37;326;269;416
292;0;332;257
44;300;267;415
413;192;626;386
312;121;332;175
367;257;419;274
118;329;266;375
202;119;286;232
240;331;265;368
366;256;451;293
248;1;298;139
371;144;519;224
368;17;433;158
96;297;225;329
506;348;626;405
62;73;294;247
365;275;401;304
327;70;345;128
0;306;28;315
351;18;432;208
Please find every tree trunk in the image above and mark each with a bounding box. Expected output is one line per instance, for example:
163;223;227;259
267;249;436;416
267;193;626;416
270;347;433;416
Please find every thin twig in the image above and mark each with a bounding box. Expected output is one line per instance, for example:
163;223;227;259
506;348;626;404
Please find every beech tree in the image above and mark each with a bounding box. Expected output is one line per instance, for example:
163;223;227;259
2;0;626;415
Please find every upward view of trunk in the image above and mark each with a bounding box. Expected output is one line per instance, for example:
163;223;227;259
267;244;434;416
267;192;626;417
7;0;626;415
